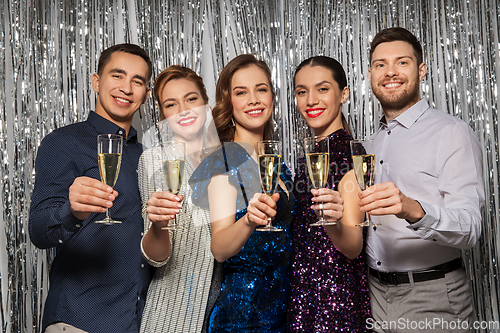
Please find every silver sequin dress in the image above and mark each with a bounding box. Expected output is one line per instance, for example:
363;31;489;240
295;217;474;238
138;147;214;333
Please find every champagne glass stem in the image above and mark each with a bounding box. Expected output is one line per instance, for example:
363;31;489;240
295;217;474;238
320;202;325;222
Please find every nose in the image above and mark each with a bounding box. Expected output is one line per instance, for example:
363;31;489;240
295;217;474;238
307;91;318;106
385;63;399;77
120;80;133;95
178;102;190;115
248;91;260;105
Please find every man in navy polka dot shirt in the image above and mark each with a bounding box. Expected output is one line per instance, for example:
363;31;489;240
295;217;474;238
29;43;154;333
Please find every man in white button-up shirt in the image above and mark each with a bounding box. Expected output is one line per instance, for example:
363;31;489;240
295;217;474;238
360;27;484;332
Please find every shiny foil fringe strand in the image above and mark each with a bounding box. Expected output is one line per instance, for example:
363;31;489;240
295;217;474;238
0;0;499;332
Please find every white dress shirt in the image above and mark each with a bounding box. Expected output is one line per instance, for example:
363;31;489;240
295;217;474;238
366;99;485;272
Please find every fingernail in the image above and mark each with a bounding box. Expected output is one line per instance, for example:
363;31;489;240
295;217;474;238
177;203;182;208
174;209;180;213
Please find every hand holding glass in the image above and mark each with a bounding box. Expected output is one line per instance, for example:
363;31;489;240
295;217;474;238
96;134;123;224
256;140;283;232
304;136;335;226
161;141;185;230
350;139;379;227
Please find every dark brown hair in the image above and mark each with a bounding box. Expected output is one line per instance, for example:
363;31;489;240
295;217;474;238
154;65;209;120
212;54;275;143
97;43;153;84
293;55;353;137
369;27;423;66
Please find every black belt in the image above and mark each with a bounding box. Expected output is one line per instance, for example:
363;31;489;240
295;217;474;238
369;258;462;285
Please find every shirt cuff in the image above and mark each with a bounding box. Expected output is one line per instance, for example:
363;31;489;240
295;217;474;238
60;201;84;232
405;201;439;240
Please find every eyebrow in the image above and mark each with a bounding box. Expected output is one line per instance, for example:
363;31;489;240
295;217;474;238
109;68;147;83
295;80;332;90
232;82;269;91
371;55;414;64
162;91;200;105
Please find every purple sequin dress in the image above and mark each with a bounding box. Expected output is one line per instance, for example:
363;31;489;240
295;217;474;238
289;129;370;332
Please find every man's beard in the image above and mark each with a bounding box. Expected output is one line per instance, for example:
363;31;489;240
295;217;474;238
371;79;420;112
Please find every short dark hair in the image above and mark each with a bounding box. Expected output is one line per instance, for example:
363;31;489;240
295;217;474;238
97;43;153;84
369;27;423;66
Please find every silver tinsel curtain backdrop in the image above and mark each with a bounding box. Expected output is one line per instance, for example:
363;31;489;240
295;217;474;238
0;0;499;332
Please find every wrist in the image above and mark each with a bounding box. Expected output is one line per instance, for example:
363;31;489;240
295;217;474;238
403;198;425;224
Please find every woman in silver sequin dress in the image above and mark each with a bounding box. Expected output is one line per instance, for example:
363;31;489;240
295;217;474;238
138;65;219;333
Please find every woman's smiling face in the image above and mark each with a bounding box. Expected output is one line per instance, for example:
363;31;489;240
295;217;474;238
230;64;273;136
161;78;207;142
294;65;349;137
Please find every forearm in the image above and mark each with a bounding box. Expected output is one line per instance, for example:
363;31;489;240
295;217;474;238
211;214;254;262
408;201;482;249
141;223;171;263
29;199;81;249
324;224;363;260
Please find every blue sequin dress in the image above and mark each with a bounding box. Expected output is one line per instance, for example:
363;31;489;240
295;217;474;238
190;142;294;333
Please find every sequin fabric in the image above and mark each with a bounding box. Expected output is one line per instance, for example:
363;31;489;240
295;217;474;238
289;129;370;332
190;142;295;333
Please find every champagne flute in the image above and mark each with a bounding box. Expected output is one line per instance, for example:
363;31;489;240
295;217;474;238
304;136;335;226
161;140;185;230
96;134;123;224
256;140;283;232
350;139;379;227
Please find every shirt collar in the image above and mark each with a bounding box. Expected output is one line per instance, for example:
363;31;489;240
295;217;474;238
377;99;429;130
87;111;138;142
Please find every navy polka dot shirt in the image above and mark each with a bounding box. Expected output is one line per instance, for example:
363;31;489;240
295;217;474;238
29;112;153;333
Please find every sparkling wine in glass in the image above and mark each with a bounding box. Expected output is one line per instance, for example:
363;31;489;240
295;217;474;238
256;140;283;232
161;140;185;230
350;139;379;227
96;134;123;224
304;136;335;226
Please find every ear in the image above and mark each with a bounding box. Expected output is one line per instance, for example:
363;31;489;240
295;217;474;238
418;62;427;82
91;73;100;93
142;87;151;104
341;87;350;103
368;67;372;83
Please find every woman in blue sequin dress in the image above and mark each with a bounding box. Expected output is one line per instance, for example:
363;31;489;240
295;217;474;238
190;54;294;333
289;56;371;332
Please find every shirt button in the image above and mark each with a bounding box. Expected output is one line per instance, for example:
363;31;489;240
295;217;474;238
141;264;145;268
387;130;391;135
138;296;141;301
377;261;381;265
58;239;63;244
380;160;384;165
119;130;123;135
75;224;81;228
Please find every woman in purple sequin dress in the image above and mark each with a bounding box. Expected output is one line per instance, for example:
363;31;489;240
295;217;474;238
289;56;371;332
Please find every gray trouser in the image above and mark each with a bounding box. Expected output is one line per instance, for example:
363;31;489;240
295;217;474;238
44;323;88;333
368;267;474;333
